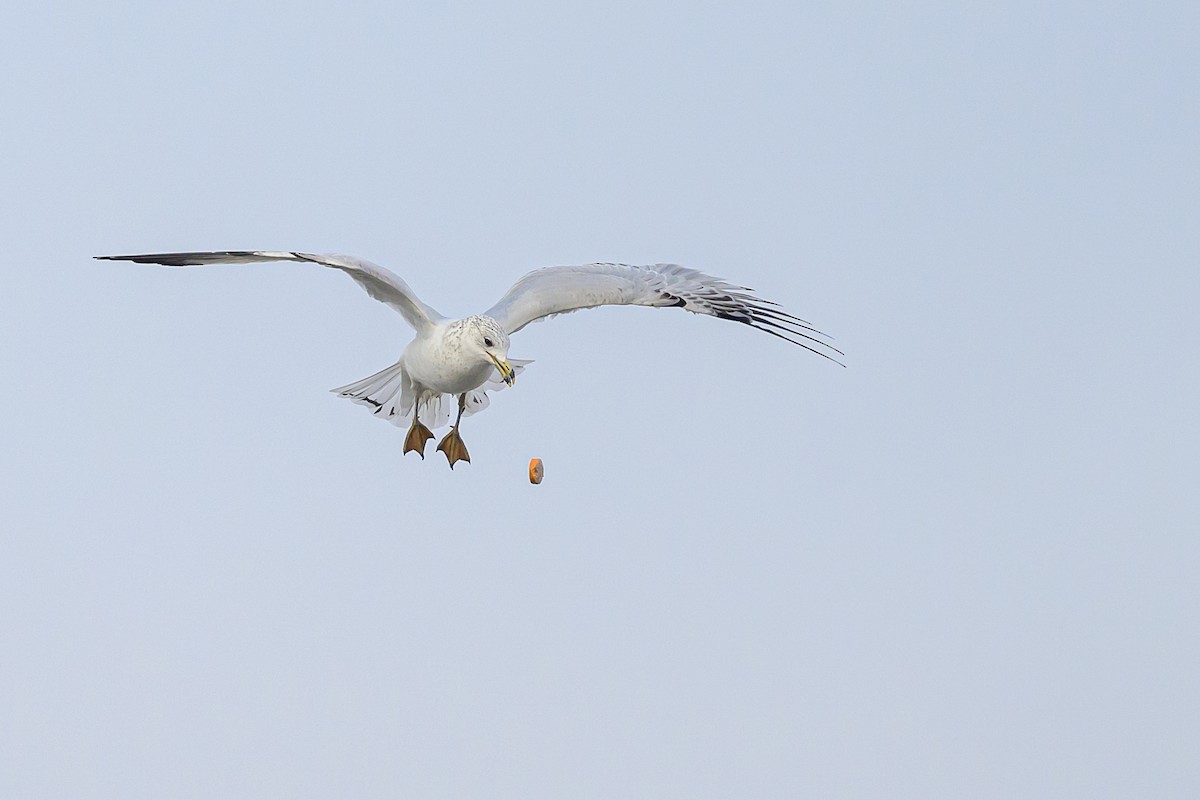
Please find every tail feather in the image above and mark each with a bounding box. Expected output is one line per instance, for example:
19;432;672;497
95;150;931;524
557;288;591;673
331;357;534;429
331;360;414;427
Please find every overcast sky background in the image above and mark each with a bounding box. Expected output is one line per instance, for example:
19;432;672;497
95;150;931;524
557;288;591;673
1;1;1197;797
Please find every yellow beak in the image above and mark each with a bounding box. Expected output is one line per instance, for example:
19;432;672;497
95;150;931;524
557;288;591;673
488;353;516;386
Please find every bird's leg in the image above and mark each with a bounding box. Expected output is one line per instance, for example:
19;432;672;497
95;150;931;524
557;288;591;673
436;393;471;469
403;397;435;458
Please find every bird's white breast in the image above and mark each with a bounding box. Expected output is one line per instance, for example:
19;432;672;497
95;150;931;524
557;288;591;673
403;322;493;394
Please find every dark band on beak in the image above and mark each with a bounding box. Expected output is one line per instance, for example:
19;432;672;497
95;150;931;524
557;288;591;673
488;353;516;386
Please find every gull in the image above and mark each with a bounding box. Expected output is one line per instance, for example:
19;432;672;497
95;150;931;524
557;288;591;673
96;251;842;468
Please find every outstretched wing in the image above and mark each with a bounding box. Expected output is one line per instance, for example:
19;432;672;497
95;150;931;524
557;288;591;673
484;263;842;364
95;250;445;333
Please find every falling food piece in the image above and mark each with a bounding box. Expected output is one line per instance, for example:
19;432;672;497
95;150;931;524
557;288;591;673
528;458;544;484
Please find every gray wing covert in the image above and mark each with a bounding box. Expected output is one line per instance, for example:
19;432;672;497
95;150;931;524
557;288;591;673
484;262;842;363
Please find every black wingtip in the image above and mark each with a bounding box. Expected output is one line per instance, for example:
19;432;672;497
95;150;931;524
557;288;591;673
733;317;847;367
752;322;847;367
91;252;214;266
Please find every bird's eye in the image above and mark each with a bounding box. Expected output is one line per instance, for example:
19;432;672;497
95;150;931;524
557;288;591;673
484;338;494;348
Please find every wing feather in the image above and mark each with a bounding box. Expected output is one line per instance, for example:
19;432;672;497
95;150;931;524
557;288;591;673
95;250;444;333
485;263;843;364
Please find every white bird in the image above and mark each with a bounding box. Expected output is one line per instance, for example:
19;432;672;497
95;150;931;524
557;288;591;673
96;251;842;467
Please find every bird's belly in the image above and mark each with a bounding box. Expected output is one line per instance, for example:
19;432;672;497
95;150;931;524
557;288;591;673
406;350;492;394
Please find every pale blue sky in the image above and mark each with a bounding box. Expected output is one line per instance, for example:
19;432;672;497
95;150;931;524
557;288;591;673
1;1;1197;797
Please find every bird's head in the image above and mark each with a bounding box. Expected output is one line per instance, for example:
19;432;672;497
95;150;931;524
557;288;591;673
466;316;516;386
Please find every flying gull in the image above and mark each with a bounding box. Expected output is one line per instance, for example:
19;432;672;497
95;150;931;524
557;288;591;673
96;251;842;467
